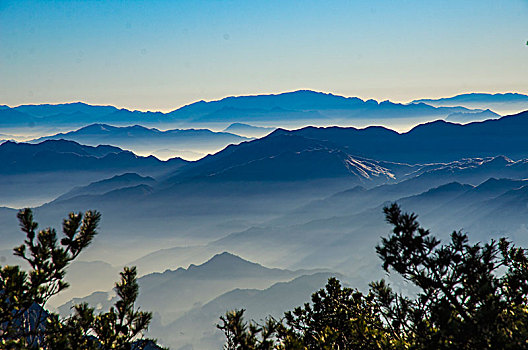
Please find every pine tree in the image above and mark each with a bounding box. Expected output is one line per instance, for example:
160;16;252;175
219;204;528;349
0;208;166;349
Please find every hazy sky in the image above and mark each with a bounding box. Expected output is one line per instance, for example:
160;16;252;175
1;0;527;111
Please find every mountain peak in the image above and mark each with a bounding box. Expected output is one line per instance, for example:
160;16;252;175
79;123;115;131
484;155;514;167
197;252;257;269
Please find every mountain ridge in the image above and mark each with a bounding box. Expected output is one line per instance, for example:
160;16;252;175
274;110;528;163
412;92;528;114
1;90;486;128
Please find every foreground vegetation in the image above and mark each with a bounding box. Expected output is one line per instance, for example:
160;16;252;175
218;204;528;349
0;209;164;349
2;204;528;349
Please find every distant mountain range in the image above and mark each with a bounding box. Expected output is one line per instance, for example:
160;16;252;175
0;139;185;175
57;251;334;349
166;90;475;124
2;109;527;209
0;90;490;129
257;156;528;230
0;102;164;127
59;252;323;322
223;123;275;137
154;272;337;349
166;132;400;184
29;123;250;160
2;100;528;349
3;110;528;243
55;173;156;201
0;139;187;209
274;110;528;163
53;132;528;271
204;162;528;271
413;92;528;114
446;109;499;123
2;91;528;350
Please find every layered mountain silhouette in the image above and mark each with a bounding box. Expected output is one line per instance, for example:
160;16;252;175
30;124;249;159
2;95;528;349
205;172;528;272
446;109;499;123
167;90;475;124
0;139;187;208
274;110;528;163
413;92;528;114
3;110;528;249
58;252;322;324
0;102;162;127
0;139;186;175
1;90;483;129
153;272;337;349
55;173;156;201
223;123;275;137
14;102;118;118
165;133;397;183
56;251;333;349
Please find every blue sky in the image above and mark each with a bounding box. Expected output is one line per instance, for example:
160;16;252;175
1;0;527;111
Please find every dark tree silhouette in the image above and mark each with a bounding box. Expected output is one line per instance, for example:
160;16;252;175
217;309;278;350
219;203;528;349
0;209;165;349
375;203;528;349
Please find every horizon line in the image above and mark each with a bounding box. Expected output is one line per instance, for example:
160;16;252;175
2;89;527;113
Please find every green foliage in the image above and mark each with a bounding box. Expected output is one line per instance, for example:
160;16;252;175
281;278;399;349
0;208;164;349
376;203;528;349
219;203;528;349
45;266;159;350
217;309;278;350
218;279;405;350
1;208;100;348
